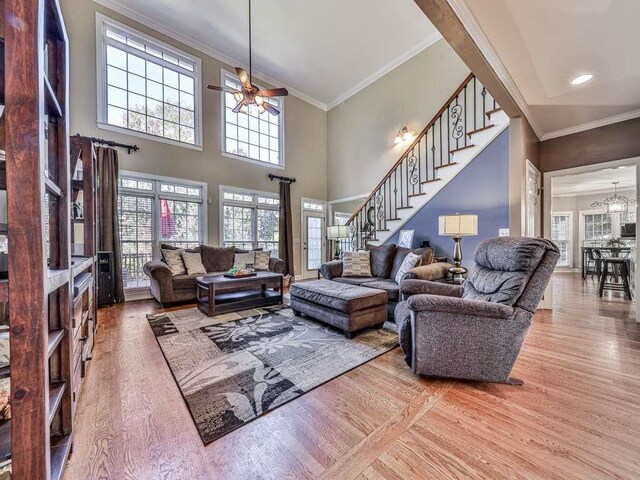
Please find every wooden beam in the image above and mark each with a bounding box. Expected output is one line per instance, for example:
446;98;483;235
412;0;522;118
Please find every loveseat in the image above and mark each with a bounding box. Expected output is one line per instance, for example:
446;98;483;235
143;244;285;305
319;244;451;318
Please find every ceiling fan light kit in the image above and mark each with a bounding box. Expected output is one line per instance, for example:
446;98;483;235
207;0;288;116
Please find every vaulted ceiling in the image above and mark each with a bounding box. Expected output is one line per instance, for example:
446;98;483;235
460;0;640;139
95;0;441;110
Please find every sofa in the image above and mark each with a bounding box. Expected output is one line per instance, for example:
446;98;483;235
143;244;286;305
319;244;451;319
394;237;559;383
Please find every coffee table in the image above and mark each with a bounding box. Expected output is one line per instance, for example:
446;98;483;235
196;271;284;317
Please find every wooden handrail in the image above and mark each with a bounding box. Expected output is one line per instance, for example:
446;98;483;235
347;72;475;225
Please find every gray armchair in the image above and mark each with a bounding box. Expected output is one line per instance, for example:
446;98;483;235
395;237;559;383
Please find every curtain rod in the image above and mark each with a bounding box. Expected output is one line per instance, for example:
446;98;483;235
268;173;296;183
74;134;140;154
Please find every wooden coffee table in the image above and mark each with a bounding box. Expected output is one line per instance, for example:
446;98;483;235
196;271;284;317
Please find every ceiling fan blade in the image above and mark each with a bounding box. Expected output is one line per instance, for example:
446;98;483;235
207;85;241;93
236;67;252;89
263;102;280;116
232;101;244;113
259;88;289;98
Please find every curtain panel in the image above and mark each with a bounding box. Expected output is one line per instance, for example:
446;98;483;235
96;146;125;303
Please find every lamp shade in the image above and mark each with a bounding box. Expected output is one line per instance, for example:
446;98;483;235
438;214;478;237
327;225;350;239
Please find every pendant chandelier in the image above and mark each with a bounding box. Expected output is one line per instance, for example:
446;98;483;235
591;181;635;214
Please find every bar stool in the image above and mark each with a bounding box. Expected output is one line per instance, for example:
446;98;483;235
598;258;632;300
583;248;603;279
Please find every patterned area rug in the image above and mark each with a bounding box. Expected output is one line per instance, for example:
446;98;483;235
147;305;398;444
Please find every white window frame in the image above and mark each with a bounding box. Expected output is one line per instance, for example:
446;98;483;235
579;208;613;246
119;170;208;290
550;211;573;268
96;13;203;150
218;185;280;250
220;68;285;169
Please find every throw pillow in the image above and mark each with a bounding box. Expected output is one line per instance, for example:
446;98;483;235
161;244;199;263
395;252;422;284
254;251;271;271
368;243;397;278
181;251;206;275
342;251;372;277
233;251;256;270
161;249;187;276
200;245;235;272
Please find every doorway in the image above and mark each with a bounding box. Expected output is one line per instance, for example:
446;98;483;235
543;158;639;321
301;199;326;279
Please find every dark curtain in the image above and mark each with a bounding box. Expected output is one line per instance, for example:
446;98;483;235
278;180;294;276
97;146;125;303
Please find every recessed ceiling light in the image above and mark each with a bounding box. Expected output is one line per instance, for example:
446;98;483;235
571;74;593;86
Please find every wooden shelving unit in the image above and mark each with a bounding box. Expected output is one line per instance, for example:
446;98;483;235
1;0;91;478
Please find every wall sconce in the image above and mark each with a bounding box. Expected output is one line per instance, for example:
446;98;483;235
394;126;414;145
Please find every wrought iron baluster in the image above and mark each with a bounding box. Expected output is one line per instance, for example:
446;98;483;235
431;126;436;181
439;117;443;168
473;76;477;132
481;86;487;128
463;85;467;148
447;104;451;164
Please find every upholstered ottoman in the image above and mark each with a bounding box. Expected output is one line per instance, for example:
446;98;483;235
290;280;388;338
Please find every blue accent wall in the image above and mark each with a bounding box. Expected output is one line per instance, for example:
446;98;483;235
386;128;509;271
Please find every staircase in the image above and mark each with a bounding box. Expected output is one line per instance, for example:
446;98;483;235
347;73;509;249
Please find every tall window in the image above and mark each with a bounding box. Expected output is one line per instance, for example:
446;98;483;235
583;213;612;241
97;14;202;148
118;173;206;288
551;213;572;267
221;69;284;166
221;187;280;252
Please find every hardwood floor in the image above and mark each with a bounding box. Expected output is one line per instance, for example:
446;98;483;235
64;273;640;479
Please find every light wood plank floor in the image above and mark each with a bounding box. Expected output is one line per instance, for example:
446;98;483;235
64;273;640;479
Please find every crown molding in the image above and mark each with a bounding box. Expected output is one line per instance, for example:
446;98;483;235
92;0;329;111
553;186;635;198
541;109;640;141
326;32;443;110
446;0;545;140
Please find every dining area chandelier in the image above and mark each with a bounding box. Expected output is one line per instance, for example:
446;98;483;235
591;181;635;214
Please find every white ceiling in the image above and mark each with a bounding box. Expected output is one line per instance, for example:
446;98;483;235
461;0;640;139
552;165;636;197
95;0;441;110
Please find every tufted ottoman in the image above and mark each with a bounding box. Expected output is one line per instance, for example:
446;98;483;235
290;280;388;338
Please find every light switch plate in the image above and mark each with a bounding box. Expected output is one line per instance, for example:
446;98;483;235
499;228;510;237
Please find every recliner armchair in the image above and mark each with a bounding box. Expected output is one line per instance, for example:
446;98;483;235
395;237;559;383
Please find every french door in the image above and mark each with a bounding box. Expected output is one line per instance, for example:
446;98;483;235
302;212;325;279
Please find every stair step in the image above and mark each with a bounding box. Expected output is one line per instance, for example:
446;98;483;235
421;178;442;185
485;107;503;118
435;162;459;170
467;124;495;137
386;217;401;221
450;145;475;154
377;229;390;232
397;206;413;210
408;193;427;197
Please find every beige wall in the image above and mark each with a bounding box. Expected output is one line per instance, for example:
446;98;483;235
61;0;327;277
326;39;469;201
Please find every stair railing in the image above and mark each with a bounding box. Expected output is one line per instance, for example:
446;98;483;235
346;73;500;250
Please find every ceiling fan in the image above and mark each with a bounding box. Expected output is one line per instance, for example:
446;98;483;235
207;0;288;116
